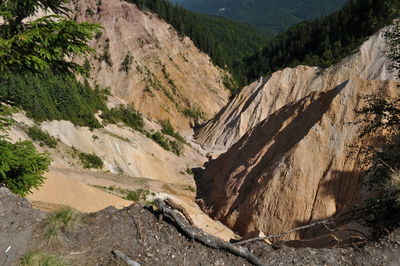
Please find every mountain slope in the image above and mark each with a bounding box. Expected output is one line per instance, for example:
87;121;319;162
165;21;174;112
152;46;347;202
196;28;397;151
175;0;346;36
71;0;230;130
237;0;399;85
196;28;400;239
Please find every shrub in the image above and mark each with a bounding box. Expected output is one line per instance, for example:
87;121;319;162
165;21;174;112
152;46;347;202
26;126;58;148
120;52;133;73
99;42;113;67
183;107;205;120
101;104;144;132
169;140;183;156
78;152;104;169
160;119;186;143
0;140;51;197
151;131;183;156
151;132;170;151
126;188;151;202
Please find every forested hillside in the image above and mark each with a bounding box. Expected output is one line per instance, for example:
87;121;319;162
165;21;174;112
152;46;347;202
129;0;399;91
174;0;346;37
125;0;267;92
234;0;400;85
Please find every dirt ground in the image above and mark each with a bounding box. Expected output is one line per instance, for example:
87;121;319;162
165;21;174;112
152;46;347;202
2;188;400;266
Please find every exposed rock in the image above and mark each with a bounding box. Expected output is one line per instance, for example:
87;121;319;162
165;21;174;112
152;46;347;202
71;0;230;130
0;188;45;266
195;28;398;151
197;77;400;239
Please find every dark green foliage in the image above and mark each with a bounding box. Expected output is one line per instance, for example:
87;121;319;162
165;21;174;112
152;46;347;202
356;93;400;236
86;7;95;16
169;139;183;156
126;188;150;201
120;52;133;73
0;71;108;128
356;20;400;233
99;41;113;67
176;0;346;37
183;106;205;120
101;104;145;132
160;119;186;143
151;131;183;156
26;126;58;148
77;151;104;169
0;139;51;197
124;0;267;93
151;131;170;150
0;0;101;74
237;0;400;85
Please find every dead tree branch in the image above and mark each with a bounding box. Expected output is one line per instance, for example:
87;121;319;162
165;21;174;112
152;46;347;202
165;198;194;225
154;198;265;266
112;250;141;266
234;219;334;245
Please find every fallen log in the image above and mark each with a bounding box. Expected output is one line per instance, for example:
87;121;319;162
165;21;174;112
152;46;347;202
154;198;265;266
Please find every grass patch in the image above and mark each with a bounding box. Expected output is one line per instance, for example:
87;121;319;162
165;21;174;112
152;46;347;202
26;126;58;148
19;250;68;266
42;208;80;244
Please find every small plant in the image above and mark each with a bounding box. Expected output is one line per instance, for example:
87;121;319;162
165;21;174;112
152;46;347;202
150;131;184;156
78;152;104;169
26;126;58;148
183;106;205;120
99;42;112;66
169;140;183;156
184;186;196;193
19;250;68;266
385;168;400;206
43;208;80;243
185;167;193;175
86;7;95;16
160;120;186;143
151;132;170;151
119;52;133;73
101;104;144;132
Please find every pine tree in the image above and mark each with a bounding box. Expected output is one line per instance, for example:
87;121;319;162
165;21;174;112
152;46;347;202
0;0;101;74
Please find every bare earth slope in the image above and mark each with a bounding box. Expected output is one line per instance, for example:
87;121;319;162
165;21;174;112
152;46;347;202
72;0;230;130
195;28;397;151
2;188;400;266
196;27;400;239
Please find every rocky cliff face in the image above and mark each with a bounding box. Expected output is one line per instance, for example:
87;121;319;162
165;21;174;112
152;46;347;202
71;0;230;130
195;28;397;151
196;28;400;239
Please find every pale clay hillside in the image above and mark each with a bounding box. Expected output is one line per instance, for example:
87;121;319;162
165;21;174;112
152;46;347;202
71;0;230;131
2;0;400;265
